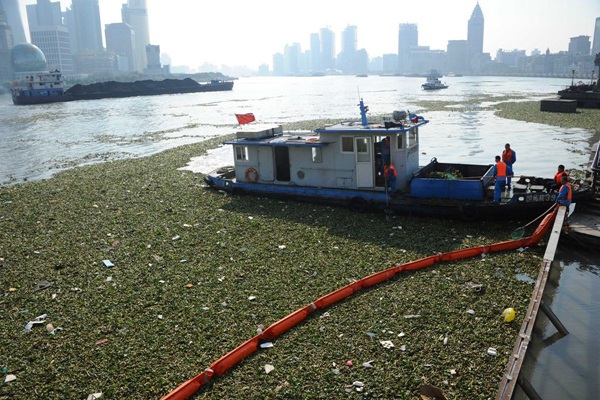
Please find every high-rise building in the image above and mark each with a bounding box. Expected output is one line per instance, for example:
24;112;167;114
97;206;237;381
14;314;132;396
337;25;358;73
1;0;26;44
284;42;301;75
467;2;484;72
145;44;161;74
320;27;335;71
568;35;591;56
446;40;468;74
71;0;103;52
397;23;418;74
105;22;135;72
310;32;320;72
591;17;600;56
26;0;73;73
0;6;14;81
121;0;150;72
26;0;62;27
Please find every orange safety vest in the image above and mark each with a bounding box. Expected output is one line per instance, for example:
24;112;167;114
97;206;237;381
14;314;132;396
502;149;515;164
384;164;397;178
554;170;568;185
495;161;507;177
560;182;572;200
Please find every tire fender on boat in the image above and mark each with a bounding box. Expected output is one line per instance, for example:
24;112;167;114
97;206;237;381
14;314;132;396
245;167;259;183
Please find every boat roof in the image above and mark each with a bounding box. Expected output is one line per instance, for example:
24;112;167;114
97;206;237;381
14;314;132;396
224;129;329;148
314;119;428;135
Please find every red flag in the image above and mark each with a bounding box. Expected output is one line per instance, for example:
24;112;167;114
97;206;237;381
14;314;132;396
235;113;255;125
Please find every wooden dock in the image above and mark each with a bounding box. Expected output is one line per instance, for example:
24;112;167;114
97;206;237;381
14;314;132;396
496;206;568;400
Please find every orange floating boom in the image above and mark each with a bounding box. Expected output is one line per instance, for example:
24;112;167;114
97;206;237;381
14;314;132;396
162;207;558;400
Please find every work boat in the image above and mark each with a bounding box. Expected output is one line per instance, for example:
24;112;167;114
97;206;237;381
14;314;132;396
204;100;591;220
421;76;448;90
11;71;74;105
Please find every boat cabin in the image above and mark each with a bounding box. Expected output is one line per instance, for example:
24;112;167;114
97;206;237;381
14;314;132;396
224;103;427;194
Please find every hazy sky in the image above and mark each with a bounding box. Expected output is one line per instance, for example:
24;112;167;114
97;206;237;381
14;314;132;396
18;0;600;69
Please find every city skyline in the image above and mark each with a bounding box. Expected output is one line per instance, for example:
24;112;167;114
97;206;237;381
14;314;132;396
15;0;600;70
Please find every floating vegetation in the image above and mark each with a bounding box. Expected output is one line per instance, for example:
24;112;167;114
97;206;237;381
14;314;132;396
0;133;548;399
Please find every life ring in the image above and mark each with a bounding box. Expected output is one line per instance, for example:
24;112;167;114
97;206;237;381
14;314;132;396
244;167;259;183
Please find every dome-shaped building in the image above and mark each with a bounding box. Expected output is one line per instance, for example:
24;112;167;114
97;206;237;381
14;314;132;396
11;43;47;76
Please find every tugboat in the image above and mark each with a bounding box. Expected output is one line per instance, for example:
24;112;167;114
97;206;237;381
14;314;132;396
204;100;592;220
421;75;449;90
11;71;73;105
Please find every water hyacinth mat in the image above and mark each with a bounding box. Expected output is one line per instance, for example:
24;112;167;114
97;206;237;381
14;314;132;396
1;135;544;399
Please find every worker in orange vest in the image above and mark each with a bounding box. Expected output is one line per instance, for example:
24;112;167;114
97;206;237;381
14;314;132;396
493;155;512;203
555;174;572;207
545;164;568;193
384;161;397;196
502;143;516;189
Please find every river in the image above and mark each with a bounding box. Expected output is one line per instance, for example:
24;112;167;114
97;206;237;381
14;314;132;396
1;75;598;399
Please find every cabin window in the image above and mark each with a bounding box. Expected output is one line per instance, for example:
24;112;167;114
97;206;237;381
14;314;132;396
407;128;418;147
312;147;322;163
397;135;403;149
341;136;354;153
235;146;248;161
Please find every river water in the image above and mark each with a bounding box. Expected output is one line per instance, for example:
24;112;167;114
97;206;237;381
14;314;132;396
1;75;599;398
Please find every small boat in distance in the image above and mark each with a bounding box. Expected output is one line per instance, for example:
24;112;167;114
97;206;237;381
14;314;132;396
203;100;592;220
11;71;73;105
422;75;449;90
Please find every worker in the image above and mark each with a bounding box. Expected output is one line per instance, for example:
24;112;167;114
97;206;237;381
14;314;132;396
492;155;512;203
384;161;397;196
545;165;568;193
555;174;572;207
502;143;516;189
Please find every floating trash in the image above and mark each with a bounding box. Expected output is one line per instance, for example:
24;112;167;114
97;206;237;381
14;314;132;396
25;314;47;331
487;347;498;356
86;393;103;400
259;342;273;349
248;296;256;301
102;260;114;268
362;361;373;368
264;364;274;374
33;280;53;292
502;308;516;322
4;374;16;383
466;309;475;315
380;340;394;349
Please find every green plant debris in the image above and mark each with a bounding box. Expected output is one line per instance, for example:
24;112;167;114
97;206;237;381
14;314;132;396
2;106;598;399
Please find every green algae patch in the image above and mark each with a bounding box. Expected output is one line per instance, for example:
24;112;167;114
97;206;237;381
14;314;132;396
0;124;561;400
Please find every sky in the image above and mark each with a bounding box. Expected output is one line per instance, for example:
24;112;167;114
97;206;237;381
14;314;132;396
17;0;600;69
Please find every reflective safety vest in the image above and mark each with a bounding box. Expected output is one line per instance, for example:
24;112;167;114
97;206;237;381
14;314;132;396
384;164;397;178
495;161;507;177
554;170;568;185
502;149;515;164
560;182;572;200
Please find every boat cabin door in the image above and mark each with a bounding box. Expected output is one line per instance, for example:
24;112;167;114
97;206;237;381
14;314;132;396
355;137;374;187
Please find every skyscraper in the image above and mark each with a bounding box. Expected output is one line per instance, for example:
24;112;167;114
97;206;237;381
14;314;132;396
121;0;150;72
592;17;600;56
310;32;320;72
26;0;73;73
105;22;135;72
320;27;335;71
71;0;103;52
397;23;418;74
0;6;14;81
467;2;484;72
337;25;358;73
0;0;26;44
